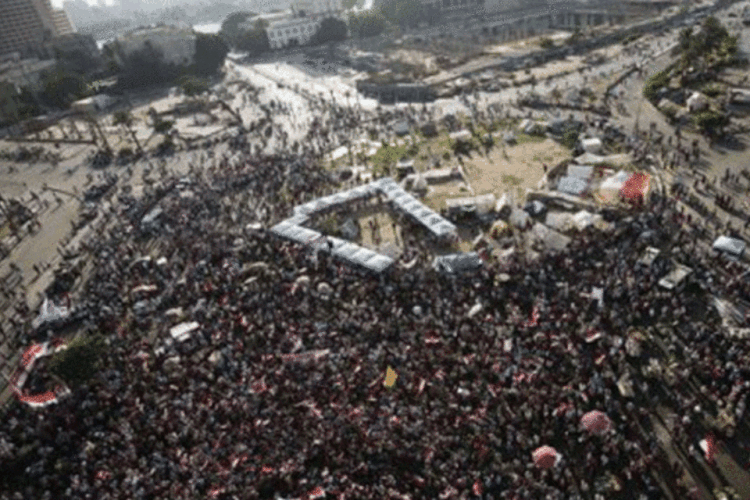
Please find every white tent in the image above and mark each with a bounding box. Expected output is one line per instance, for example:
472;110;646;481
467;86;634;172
32;298;70;329
567;165;594;179
557;176;588;196
572;210;603;231
713;236;746;259
581;137;603;154
170;322;200;342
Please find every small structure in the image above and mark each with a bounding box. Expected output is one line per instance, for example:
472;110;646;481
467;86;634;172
70;94;114;115
713;236;746;260
432;252;483;274
658;263;692;290
445;193;496;216
686;91;709;112
580;137;603;155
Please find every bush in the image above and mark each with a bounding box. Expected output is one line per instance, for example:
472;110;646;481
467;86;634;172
643;70;671;101
561;128;579;149
692;109;729;136
539;37;555;50
48;335;105;387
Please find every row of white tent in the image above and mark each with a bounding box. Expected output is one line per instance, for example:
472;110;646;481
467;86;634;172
273;178;457;273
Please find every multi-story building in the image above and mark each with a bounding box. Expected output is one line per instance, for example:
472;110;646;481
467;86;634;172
113;26;197;66
0;0;59;58
293;0;342;17
267;16;321;49
50;7;75;36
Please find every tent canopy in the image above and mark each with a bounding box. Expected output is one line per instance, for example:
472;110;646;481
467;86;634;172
433;252;483;274
713;236;746;257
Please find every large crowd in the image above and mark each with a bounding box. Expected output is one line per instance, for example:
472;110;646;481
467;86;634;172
0;126;749;499
2;37;750;499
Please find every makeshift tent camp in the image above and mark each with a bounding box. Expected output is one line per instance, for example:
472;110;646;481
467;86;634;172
713;236;746;259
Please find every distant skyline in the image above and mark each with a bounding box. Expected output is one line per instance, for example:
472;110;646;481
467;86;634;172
51;0;116;7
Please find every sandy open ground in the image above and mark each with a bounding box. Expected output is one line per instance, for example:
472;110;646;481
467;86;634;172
461;137;570;202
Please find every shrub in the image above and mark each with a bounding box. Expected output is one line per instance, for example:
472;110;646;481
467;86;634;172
48;335;105;387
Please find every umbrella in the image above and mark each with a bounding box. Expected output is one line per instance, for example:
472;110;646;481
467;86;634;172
581;410;612;435
532;446;559;469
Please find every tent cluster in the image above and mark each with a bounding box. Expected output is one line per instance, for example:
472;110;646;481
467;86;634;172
272;177;457;273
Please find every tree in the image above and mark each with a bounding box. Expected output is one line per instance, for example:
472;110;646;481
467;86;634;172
380;0;423;28
193;33;229;76
348;11;387;39
236;20;270;55
539;37;555;50
643;69;670;102
220;11;255;45
310;17;348;45
48;335;105;387
693;109;729;137
112;109;145;157
178;75;210;98
39;69;91;109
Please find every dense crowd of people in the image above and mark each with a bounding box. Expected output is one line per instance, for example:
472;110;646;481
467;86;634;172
0;128;749;500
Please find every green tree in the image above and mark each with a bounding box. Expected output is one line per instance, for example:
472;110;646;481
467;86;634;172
48;335;105;387
220;11;255;44
561;128;580;149
53;47;102;76
236;20;270;55
311;17;348;45
193;33;229;76
39;69;91;109
178;75;210;97
643;69;670;101
112;109;145;157
348;11;387;38
692;109;729;136
380;0;423;28
539;37;555;49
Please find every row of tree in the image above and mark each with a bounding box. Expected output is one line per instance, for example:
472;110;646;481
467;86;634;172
218;0;452;56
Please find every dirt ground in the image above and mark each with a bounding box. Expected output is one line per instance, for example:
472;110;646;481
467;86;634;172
461;137;570;204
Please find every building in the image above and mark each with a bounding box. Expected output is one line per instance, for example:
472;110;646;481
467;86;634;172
267;16;321;49
0;56;56;90
0;0;59;58
113;26;197;66
293;0;342;17
50;7;75;36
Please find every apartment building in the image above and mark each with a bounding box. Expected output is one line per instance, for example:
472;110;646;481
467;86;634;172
0;0;60;57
